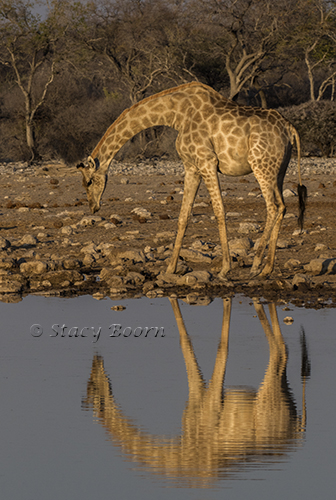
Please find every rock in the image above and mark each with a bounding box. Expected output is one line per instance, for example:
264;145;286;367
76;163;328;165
142;282;156;294
229;237;253;251
78;216;104;226
62;258;82;270
95;243;114;257
315;243;328;252
108;249;146;265
283;189;297;198
184;270;212;285
0;237;10;250
131;207;152;218
276;239;291;249
304;258;336;275
190;239;215;251
20;261;48;275
32;270;84;288
81;243;98;254
156;272;185;286
180;248;212;263
283;316;294;324
61;226;73;236
154;231;176;242
19;234;37;246
111;304;126;311
292;274;311;287
284;258;301;269
0;257;16;270
125;271;146;285
194;201;209;207
0;274;26;293
83;254;96;266
226;212;242;217
238;222;261;234
110;214;123;225
107;275;125;287
110;286;128;295
292;228;307;236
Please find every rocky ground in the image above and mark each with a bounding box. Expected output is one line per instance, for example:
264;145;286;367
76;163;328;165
1;157;336;308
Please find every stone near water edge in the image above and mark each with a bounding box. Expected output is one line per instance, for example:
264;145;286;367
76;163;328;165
304;257;336;275
20;260;48;275
184;270;212;285
124;271;146;285
292;274;311;287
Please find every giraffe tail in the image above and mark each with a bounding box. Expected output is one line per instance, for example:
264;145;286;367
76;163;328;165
290;124;307;231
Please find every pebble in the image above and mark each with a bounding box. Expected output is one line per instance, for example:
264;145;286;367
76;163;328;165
111;305;126;311
238;222;261;234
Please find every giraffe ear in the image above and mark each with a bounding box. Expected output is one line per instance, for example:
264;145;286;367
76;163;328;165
88;156;100;171
76;156;99;173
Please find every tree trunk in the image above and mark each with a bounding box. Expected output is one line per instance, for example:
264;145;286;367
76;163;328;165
25;116;36;163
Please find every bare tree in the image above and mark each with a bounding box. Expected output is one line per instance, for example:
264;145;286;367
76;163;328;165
70;0;180;105
0;0;65;162
197;0;288;101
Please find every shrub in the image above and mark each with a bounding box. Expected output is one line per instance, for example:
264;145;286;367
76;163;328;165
279;101;336;157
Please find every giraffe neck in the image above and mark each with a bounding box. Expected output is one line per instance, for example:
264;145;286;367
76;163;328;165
91;85;192;172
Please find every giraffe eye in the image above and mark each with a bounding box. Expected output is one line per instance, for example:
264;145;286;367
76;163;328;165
87;179;93;187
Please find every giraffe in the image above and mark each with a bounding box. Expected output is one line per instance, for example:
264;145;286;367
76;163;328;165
83;298;309;486
77;82;307;279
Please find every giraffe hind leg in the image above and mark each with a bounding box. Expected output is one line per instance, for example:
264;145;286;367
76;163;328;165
166;165;201;274
250;179;285;279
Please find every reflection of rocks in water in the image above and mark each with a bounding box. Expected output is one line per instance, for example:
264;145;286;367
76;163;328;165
82;298;309;487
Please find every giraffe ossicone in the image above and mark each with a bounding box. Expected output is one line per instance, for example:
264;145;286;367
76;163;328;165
77;82;307;279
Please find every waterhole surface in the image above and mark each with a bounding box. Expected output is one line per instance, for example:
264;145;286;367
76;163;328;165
1;294;335;499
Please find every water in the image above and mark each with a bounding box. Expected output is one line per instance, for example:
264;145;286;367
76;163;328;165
1;294;335;499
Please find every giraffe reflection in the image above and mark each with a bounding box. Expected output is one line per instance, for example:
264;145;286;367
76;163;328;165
83;298;308;486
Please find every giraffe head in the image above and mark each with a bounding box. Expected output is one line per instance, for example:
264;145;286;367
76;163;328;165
77;156;107;214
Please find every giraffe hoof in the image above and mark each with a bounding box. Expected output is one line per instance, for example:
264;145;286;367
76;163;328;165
218;271;233;285
249;269;261;279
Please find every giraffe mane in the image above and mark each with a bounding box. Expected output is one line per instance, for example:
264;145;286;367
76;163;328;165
91;82;208;158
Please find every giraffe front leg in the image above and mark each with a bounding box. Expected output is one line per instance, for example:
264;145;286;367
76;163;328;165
166;167;201;274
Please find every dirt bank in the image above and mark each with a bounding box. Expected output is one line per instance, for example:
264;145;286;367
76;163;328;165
1;159;336;308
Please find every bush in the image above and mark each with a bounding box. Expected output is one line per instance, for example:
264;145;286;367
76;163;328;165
279;101;336;157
